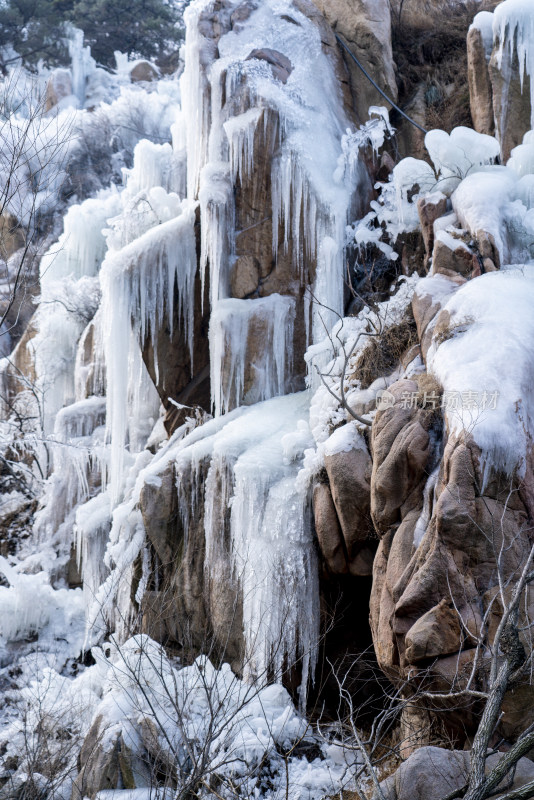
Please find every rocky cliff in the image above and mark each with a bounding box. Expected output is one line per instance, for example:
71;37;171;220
1;1;534;799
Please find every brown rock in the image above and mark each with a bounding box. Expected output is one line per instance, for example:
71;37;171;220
72;717;150;799
404;598;463;663
230;254;260;298
348;545;375;576
75;313;106;400
324;428;373;561
231;2;255;30
417;194;448;264
245;49;293;84
476;229;501;270
44;68;73;112
309;0;397;123
467;26;494;136
370;380;435;535
130;61;159;82
0;213;25;260
313;482;348;574
395;84;427;161
432;234;476;278
374;747;534;800
139;454;244;671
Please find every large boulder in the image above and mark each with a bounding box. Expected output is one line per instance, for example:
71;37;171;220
323;422;374;574
374;746;534;800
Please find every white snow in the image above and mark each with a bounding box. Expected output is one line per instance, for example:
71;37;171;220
428;265;534;481
470;11;495;59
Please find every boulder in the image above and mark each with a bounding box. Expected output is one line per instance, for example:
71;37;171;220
404;598;466;663
370;379;437;535
467;26;494;136
417;193;448;265
431;231;476;279
71;716;150;799
44;68;73;112
130;61;159;83
323;424;374;568
313;482;348;574
374;746;534;800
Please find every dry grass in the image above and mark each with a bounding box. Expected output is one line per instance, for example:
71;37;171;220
352;313;418;390
389;0;499;134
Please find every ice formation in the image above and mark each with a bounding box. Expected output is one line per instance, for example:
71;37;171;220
209;295;296;415
0;634;356;800
7;0;534;794
494;0;534;127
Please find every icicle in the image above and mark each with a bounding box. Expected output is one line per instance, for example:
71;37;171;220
494;0;534;128
125;139;185;197
75;493;111;610
33;397;106;553
66;26;95;107
223;108;262;182
181;0;217;199
199;163;234;306
413;465;440;548
209;294;296;416
100;201;198;503
197;392;318;705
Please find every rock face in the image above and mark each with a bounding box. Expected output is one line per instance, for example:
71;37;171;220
467;26;494;136
141;230;212;430
369;373;534;739
313;423;375;576
309;0;397;122
138;456;244;670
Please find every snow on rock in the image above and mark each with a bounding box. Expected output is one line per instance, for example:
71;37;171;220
31;635;354;800
0;556;85;662
428;265;534;480
470;11;495;59
425;126;500;193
